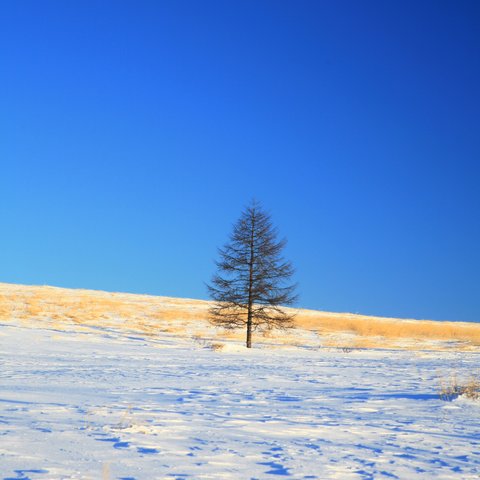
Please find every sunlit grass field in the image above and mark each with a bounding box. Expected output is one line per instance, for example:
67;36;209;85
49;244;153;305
1;282;479;350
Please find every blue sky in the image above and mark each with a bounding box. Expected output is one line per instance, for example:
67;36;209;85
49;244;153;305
1;1;479;322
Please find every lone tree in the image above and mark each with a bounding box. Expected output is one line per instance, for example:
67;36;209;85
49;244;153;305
208;201;297;348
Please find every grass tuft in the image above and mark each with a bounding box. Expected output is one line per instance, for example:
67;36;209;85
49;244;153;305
439;375;480;401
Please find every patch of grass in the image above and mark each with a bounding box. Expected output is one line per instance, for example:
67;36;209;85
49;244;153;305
296;310;480;346
209;342;225;351
191;335;224;351
439;375;480;401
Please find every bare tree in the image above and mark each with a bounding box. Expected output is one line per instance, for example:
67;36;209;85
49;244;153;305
207;200;297;348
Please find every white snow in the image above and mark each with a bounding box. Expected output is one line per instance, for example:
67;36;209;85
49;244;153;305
1;321;479;479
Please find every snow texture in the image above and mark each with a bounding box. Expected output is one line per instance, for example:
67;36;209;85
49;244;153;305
0;322;479;479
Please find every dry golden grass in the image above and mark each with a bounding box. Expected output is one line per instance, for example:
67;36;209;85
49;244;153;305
0;282;479;350
0;282;211;334
439;374;480;401
294;309;480;346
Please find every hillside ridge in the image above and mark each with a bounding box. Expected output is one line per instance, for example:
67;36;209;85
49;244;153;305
1;281;479;349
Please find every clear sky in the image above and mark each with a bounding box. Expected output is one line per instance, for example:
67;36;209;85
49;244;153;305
1;1;479;322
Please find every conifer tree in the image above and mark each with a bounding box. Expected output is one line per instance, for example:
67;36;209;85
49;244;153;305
208;201;297;348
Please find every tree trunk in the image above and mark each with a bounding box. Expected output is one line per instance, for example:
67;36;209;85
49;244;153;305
246;209;255;348
246;310;252;348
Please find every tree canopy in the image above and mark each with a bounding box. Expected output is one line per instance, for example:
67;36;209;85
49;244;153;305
208;201;297;348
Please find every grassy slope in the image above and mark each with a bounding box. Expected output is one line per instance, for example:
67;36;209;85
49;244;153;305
1;282;479;349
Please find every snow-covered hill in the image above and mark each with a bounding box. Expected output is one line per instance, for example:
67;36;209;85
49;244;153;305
0;283;479;478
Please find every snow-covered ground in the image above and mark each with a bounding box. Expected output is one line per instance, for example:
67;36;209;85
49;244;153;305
1;321;479;480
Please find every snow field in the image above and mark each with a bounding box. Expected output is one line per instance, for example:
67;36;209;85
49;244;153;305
0;322;479;479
